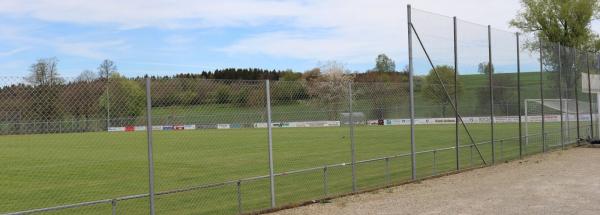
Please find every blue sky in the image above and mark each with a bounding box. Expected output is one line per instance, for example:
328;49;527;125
0;0;597;78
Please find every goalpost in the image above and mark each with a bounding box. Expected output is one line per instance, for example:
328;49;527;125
582;72;600;139
524;72;600;146
524;99;577;144
524;99;592;146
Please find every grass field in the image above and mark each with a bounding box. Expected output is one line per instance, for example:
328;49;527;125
0;120;584;215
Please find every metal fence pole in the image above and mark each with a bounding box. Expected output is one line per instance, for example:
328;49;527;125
500;140;504;161
586;53;594;139
432;150;437;175
111;199;117;215
597;55;600;138
265;80;276;208
524;103;530;148
237;180;242;214
407;4;417;180
453;16;460;171
470;145;473;166
106;76;111;131
558;44;565;150
144;76;156;215
488;25;495;164
349;82;356;192
540;39;546;152
385;157;390;185
323;165;328;196
516;33;523;159
574;50;580;142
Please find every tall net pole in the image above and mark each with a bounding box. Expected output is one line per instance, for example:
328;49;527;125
516;32;523;158
488;25;495;164
453;16;459;170
144;77;156;215
265;80;276;208
407;4;417;180
586;53;594;139
558;44;564;150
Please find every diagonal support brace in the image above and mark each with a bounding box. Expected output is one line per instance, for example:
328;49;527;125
410;23;488;165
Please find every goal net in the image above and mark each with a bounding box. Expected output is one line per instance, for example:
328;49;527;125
340;112;366;125
524;99;592;146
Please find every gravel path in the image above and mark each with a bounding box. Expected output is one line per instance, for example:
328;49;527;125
272;147;600;215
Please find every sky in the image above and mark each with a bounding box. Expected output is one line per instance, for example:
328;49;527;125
0;0;598;78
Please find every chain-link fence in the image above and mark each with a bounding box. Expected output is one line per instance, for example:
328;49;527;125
0;76;150;214
1;5;599;215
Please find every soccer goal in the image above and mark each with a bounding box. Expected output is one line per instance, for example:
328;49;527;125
524;99;592;145
340;112;366;125
582;72;600;139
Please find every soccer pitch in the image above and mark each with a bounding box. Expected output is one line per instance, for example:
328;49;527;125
0;122;572;214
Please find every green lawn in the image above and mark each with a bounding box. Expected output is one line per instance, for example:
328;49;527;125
0;120;584;215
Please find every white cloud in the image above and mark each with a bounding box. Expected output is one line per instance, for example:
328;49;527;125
0;24;129;60
221;0;406;65
0;47;29;57
0;0;521;30
221;31;377;62
0;0;583;71
0;0;305;29
220;0;524;67
0;18;130;60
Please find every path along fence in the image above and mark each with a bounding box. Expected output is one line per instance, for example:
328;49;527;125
1;5;599;215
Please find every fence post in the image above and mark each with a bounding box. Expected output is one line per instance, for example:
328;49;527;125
349;82;356;192
488;25;495;164
237;180;242;214
106;76;111;131
519;99;535;152
265;80;276;208
453;16;460;171
539;39;546;152
385;157;390;185
470;145;473;166
111;199;117;215
574;49;580;142
432;150;437;175
144;76;156;215
500;140;504;161
586;53;594;139
516;32;523;159
407;4;417;181
597;55;600;138
558;44;565;150
323;165;328;196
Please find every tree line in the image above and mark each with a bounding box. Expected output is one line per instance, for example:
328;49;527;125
0;51;566;134
0;54;410;133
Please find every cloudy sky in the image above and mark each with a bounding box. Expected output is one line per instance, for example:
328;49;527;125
0;0;597;77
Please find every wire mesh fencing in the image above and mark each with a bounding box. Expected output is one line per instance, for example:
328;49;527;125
1;5;599;215
0;76;150;214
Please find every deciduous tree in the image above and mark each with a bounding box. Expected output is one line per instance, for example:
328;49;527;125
421;65;462;117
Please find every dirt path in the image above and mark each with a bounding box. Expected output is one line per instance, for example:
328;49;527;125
272;147;600;215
